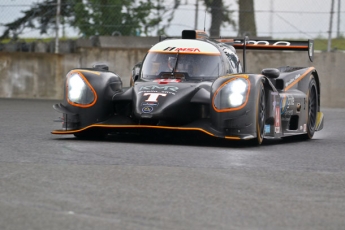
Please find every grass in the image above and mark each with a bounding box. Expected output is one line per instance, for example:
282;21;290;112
314;38;345;51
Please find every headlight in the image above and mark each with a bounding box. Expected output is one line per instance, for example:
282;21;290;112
67;73;96;106
213;77;249;111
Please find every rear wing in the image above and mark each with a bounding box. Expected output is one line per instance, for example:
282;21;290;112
215;37;314;72
163;31;314;72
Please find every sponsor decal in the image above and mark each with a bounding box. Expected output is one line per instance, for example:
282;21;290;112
271;92;279;114
142;102;159;106
281;110;293;121
142;106;154;113
153;79;181;84
265;125;271;134
275;106;281;133
140;85;178;92
143;93;167;102
163;47;201;52
281;95;294;114
139;85;179;96
309;42;313;57
234;40;291;46
275;127;280;133
285;74;301;88
304;124;307;132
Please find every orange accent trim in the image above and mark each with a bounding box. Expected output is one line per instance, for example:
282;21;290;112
66;71;98;108
212;76;251;112
225;136;241;140
52;124;217;137
72;69;101;76
148;50;221;56
284;67;315;91
233;44;308;49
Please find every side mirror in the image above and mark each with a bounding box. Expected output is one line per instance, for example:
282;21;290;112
261;68;280;79
93;64;109;71
130;62;142;86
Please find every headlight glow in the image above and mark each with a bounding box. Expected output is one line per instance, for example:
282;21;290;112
229;93;244;106
68;74;86;101
213;77;249;111
230;78;247;94
67;73;95;105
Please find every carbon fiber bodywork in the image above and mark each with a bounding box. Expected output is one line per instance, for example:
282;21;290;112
52;30;324;144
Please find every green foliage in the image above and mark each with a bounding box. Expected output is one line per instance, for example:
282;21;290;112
314;39;345;51
0;0;235;40
0;0;178;40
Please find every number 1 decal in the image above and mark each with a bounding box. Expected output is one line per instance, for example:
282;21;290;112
143;93;167;102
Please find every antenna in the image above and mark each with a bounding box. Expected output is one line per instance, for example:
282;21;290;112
203;10;206;32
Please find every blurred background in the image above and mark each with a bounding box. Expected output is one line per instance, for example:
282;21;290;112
0;0;344;51
0;0;344;106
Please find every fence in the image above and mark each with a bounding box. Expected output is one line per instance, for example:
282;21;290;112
1;35;345;108
0;0;344;40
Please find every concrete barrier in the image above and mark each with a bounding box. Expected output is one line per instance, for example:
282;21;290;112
0;48;344;108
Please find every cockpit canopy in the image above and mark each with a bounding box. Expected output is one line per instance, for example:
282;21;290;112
141;52;223;80
140;39;241;81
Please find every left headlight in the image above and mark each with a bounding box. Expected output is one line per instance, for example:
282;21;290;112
213;77;250;111
67;73;96;106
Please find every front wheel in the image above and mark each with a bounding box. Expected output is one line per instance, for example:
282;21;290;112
302;77;318;139
253;82;266;145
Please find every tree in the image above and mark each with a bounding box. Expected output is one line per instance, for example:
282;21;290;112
0;0;75;40
172;0;236;37
0;0;240;40
238;0;257;37
72;0;172;36
204;0;236;37
0;0;172;40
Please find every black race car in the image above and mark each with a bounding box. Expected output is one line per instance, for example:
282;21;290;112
52;30;324;144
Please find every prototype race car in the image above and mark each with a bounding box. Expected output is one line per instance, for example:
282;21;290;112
52;30;324;144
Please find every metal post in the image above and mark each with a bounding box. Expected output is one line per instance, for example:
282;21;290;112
243;36;248;72
269;0;273;38
55;0;61;54
327;0;335;52
194;0;199;30
337;0;341;38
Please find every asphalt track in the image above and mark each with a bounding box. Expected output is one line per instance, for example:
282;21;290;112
1;98;345;230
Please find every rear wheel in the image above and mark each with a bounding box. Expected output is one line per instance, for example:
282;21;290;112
303;77;318;139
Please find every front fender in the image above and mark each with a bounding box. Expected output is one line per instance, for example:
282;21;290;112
56;68;122;129
210;74;265;138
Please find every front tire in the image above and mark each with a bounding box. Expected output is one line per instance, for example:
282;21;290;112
254;82;266;145
303;77;318;139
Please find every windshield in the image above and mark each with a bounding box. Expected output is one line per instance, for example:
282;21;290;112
141;52;222;80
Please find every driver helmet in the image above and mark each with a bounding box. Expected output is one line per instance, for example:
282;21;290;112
176;55;196;74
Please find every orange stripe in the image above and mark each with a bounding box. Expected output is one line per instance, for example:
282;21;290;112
52;124;216;136
233;45;308;49
212;75;251;112
225;136;241;140
73;69;101;76
148;50;221;56
284;67;315;91
66;71;98;108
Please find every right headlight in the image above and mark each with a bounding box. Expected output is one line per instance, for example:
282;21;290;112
213;77;250;111
67;72;96;107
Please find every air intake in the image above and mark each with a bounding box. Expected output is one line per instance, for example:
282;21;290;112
182;30;209;40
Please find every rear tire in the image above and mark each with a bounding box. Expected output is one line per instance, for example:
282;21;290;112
303;77;318;139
